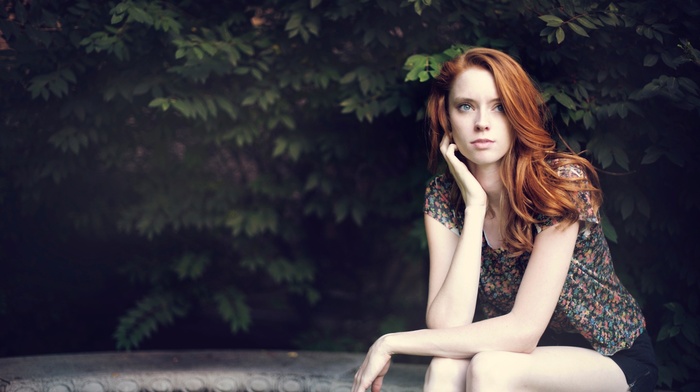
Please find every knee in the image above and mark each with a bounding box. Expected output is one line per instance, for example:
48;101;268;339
467;351;512;391
424;357;469;392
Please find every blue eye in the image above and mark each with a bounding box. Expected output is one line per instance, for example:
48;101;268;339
458;103;473;111
494;104;505;112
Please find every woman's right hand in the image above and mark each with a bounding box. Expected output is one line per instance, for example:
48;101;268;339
439;133;488;207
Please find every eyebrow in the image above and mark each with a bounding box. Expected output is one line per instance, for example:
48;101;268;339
451;96;501;104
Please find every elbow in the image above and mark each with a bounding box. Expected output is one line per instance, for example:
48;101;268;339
512;324;544;354
501;310;547;353
425;316;436;329
425;312;446;329
426;318;453;330
425;314;445;329
425;309;472;329
517;339;539;354
426;319;471;329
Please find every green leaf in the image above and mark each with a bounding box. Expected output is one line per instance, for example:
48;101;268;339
568;22;589;37
539;15;564;27
637;197;651;218
173;253;210;280
193;47;204;59
582;111;595;129
404;54;427;82
657;323;673;341
577;17;597;29
286;13;302;30
621;197;634;220
554;92;576;109
175;47;186;59
600;13;619;26
644;54;659;67
418;70;430;82
272;137;287;157
555;27;565;44
612;147;629;170
601;212;618;243
114;292;190;350
641;146;663;164
306;20;320;36
111;12;125;24
200;42;217;56
214;288;251;333
61;69;77;84
333;199;349;222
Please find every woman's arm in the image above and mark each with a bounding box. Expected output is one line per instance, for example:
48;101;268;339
397;219;578;355
425;133;489;329
425;205;485;329
352;220;579;392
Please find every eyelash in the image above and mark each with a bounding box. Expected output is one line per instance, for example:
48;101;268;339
457;103;504;112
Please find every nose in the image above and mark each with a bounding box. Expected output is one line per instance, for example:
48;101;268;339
475;111;490;131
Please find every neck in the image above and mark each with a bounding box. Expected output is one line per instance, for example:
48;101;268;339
468;162;505;214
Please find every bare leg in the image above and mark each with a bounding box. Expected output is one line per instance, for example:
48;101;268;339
424;357;470;392
466;346;629;392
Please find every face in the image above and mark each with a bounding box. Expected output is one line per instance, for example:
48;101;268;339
447;67;512;171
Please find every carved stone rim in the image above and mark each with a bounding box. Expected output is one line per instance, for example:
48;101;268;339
0;350;426;392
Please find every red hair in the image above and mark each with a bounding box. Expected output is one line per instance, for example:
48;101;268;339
426;47;602;255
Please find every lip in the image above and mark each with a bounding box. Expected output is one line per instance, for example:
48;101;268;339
470;139;495;149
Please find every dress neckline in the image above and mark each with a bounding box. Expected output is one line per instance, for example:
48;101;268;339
483;231;506;252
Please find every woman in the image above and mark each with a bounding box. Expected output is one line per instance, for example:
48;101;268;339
352;48;657;392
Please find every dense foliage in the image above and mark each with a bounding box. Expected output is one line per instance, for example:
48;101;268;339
1;0;698;389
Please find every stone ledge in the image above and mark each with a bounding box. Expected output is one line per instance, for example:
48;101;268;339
0;350;671;392
0;350;425;392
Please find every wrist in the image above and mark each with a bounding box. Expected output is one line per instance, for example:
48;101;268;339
464;204;487;214
377;333;398;356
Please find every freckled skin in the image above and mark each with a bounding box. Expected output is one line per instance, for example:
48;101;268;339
447;67;512;173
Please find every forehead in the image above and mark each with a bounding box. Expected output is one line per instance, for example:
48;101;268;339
449;67;499;101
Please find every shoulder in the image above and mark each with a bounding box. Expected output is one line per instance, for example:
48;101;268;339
425;174;452;199
537;158;600;228
547;158;587;180
424;174;461;233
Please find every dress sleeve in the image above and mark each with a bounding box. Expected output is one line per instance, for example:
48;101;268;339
536;164;600;232
424;175;461;234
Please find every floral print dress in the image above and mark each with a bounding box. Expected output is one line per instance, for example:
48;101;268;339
423;164;646;356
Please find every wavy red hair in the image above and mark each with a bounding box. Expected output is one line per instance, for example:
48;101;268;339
426;47;602;255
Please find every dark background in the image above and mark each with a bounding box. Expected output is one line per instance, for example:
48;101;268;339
1;1;699;390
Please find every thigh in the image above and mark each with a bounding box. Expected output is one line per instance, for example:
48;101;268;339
424;357;469;392
468;346;628;392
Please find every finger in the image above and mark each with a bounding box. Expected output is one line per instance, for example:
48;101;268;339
371;379;383;392
446;141;456;157
353;366;364;392
441;132;455;151
354;378;370;392
439;134;450;156
353;372;366;392
444;143;463;170
440;132;450;145
352;378;362;392
354;367;372;392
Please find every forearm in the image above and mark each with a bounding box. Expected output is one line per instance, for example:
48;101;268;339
385;314;539;359
426;206;486;328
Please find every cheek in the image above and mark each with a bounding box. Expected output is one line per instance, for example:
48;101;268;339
505;125;515;146
449;128;470;150
447;115;468;137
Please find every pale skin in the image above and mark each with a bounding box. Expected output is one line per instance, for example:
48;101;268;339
352;68;629;392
